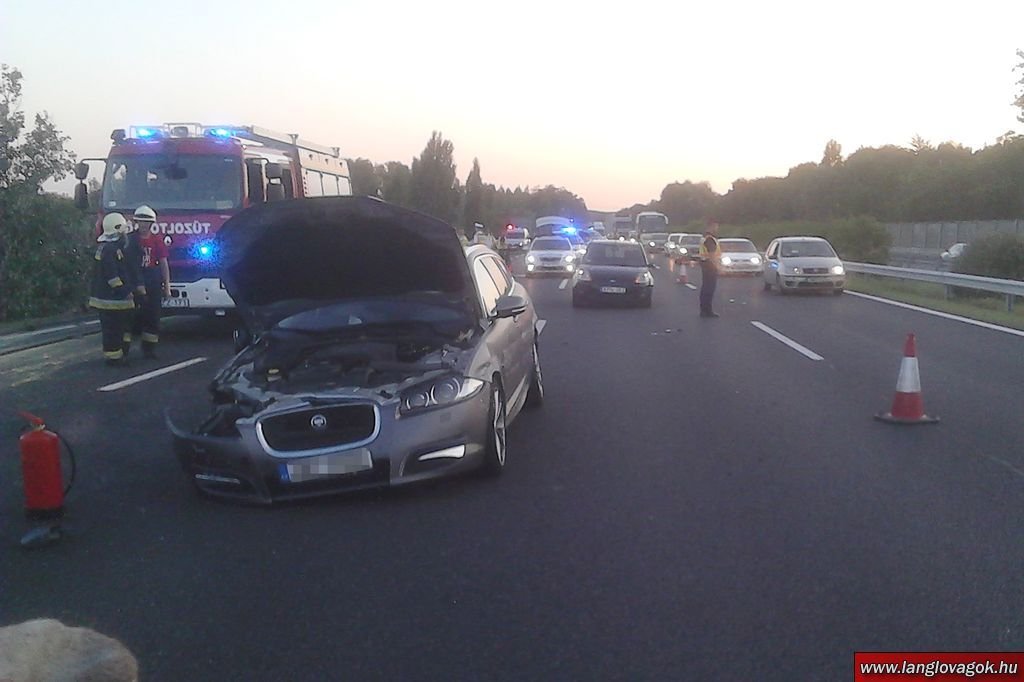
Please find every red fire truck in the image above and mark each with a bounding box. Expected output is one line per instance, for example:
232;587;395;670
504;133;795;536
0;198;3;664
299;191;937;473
74;123;353;315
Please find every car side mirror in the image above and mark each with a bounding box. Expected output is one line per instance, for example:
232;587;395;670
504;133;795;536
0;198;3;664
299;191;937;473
74;162;90;181
266;182;285;202
265;163;282;180
74;183;89;211
494;294;528;319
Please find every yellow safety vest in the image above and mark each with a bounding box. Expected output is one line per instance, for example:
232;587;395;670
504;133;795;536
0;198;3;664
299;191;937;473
699;234;721;264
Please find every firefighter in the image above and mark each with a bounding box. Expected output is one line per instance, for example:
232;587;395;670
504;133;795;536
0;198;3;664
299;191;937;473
698;220;722;318
128;205;170;359
89;213;135;365
121;209;146;356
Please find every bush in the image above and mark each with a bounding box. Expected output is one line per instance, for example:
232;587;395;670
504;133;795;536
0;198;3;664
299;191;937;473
954;233;1024;281
0;189;95;321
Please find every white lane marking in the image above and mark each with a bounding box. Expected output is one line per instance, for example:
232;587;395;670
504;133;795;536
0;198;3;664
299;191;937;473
98;357;207;392
750;321;824;361
846;291;1024;339
978;453;1024;480
536;319;547;335
85;320;100;326
5;324;77;340
685;283;697;290
558;279;569;290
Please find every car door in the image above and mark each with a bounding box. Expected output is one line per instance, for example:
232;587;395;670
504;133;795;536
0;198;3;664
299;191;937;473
764;240;780;284
470;255;525;406
481;255;533;413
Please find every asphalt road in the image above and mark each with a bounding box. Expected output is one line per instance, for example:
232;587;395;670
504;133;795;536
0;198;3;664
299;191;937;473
2;254;1023;681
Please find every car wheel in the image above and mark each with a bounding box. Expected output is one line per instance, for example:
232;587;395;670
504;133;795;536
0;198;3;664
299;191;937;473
776;275;788;295
640;294;653;308
833;288;844;296
763;279;772;291
525;341;544;409
481;379;508;476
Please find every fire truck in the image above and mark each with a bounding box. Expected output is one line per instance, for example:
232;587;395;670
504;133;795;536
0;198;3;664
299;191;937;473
73;123;353;315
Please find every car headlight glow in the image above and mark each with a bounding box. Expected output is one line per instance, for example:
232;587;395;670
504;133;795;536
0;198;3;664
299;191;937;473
526;254;536;263
577;268;592;281
565;254;575;263
401;376;484;414
789;266;801;274
679;247;688;254
649;241;656;247
635;271;653;285
831;264;845;275
720;256;733;265
751;256;762;264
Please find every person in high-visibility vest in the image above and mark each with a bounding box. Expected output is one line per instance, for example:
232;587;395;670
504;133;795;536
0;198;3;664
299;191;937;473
698;220;722;318
89;213;135;365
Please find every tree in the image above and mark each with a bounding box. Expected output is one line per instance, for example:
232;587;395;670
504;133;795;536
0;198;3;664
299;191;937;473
376;161;412;207
909;135;933;153
410;131;460;223
658;181;716;225
1015;48;1024;123
0;64;89;320
820;139;843;167
347;157;379;196
463;158;483;230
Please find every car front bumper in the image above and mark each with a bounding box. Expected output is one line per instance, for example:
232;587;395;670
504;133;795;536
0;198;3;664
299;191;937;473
720;262;765;275
527;262;576;274
573;281;653;303
167;391;492;504
779;275;845;290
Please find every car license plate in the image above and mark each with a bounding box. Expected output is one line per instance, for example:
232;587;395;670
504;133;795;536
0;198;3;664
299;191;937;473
280;448;373;483
600;286;627;294
162;297;190;308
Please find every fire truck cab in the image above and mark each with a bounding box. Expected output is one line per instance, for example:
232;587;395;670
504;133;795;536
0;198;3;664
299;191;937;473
74;123;352;315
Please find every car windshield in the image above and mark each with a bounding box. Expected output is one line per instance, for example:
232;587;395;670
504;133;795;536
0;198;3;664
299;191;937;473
668;235;683;243
643;233;669;242
681;236;703;247
507;230;526;238
637;215;669;231
584;243;647;266
780;240;837;258
102;153;243;211
531;238;571;251
720;240;757;253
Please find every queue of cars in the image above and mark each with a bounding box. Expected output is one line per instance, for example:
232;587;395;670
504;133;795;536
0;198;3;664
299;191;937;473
170;199;846;505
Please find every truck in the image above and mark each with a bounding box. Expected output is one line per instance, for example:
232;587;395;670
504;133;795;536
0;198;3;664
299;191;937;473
73;123;352;316
635;211;671;253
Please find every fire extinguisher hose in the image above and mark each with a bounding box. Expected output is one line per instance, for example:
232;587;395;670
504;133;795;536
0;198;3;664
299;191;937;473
56;431;77;497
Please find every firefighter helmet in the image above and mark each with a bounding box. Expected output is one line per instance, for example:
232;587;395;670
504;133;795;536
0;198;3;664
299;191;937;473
99;213;127;242
133;205;157;222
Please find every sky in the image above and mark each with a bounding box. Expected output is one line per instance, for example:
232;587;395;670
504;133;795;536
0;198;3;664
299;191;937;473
3;0;1024;211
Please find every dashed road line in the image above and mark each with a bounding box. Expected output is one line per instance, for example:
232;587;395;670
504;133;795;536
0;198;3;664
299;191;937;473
558;279;569;290
98;357;208;392
751;321;824;361
537;319;547;335
685;283;697;290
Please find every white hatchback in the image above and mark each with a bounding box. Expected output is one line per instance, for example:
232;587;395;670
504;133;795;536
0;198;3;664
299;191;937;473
717;238;764;275
525;236;577;276
763;236;845;295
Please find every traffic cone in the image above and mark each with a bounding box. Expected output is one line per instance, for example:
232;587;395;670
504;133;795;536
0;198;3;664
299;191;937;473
875;333;939;424
676;259;689;285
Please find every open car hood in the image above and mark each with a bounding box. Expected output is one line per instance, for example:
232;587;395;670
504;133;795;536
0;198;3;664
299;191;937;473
218;197;479;333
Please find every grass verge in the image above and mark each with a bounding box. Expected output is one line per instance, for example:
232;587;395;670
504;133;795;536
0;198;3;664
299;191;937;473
846;274;1024;331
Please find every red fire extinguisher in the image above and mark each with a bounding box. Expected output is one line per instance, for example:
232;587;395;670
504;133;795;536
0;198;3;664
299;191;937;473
18;412;76;520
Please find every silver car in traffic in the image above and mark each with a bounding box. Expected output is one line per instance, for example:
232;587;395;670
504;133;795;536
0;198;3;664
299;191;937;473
168;197;545;503
763;236;846;295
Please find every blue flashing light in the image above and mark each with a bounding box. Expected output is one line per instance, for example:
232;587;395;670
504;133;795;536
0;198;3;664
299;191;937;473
136;128;156;138
561;226;577;235
193;241;218;261
210;128;232;138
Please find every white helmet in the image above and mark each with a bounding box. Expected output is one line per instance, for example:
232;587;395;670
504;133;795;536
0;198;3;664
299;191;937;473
99;213;128;242
131;205;157;233
133;205;157;222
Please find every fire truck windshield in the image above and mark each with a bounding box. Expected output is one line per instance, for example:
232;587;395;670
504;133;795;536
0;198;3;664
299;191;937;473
102;154;243;211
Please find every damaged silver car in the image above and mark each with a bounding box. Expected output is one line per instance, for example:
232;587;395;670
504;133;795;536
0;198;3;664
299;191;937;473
167;197;544;503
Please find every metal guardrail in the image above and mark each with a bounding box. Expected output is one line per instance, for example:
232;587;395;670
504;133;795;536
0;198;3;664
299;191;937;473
844;262;1024;312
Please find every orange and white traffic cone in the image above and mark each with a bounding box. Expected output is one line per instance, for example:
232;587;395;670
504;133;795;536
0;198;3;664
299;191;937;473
676;259;689;285
875;333;939;424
